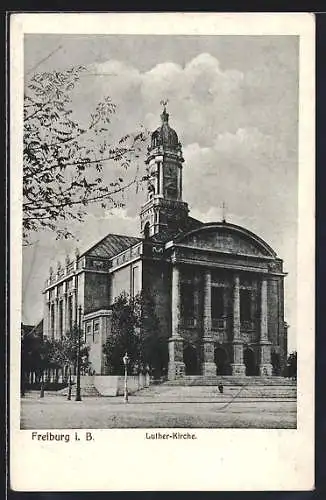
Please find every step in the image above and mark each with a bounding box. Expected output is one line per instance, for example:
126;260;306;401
164;376;296;387
58;385;101;397
134;384;296;400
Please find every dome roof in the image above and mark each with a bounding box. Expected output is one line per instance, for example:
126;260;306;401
150;108;180;149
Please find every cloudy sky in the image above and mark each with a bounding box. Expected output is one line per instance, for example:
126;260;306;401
23;35;299;350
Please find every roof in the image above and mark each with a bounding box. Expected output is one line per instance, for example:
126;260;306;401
173;221;277;258
84;233;142;259
150;108;180;150
149;216;203;244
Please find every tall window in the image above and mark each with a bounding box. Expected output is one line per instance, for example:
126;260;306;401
93;321;100;343
68;295;73;331
86;322;92;341
50;304;55;338
132;266;140;298
59;300;63;337
240;289;252;322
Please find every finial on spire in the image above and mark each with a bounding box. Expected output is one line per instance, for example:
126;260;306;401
160;99;169;111
222;201;227;223
160;99;169;123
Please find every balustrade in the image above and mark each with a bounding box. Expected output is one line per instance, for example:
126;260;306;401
212;318;226;330
181;317;196;328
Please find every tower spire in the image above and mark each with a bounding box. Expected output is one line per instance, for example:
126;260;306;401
140;106;188;238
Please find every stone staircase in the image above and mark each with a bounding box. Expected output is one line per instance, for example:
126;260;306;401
54;376;296;400
165;376;296;386
133;383;296;401
57;381;101;397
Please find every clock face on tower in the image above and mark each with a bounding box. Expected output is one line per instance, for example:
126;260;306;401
164;164;178;199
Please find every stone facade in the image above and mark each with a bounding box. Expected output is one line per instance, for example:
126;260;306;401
42;107;288;378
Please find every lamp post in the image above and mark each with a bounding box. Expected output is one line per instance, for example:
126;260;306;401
67;365;72;401
123;352;130;403
75;305;82;401
40;372;45;398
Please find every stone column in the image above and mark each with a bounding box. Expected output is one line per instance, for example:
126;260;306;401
193;273;200;326
250;286;256;329
258;278;272;376
233;275;240;340
168;265;185;379
223;287;228;322
202;269;216;376
278;278;287;375
231;274;246;376
203;270;212;335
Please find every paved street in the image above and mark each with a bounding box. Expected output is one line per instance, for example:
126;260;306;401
21;390;296;429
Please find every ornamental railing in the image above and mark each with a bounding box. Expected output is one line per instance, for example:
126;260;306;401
240;320;254;330
181;317;197;328
212;318;226;330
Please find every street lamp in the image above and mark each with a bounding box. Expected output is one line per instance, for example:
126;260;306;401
123;352;130;403
75;305;82;401
40;372;45;398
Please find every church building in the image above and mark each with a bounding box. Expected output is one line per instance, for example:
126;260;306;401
42;105;288;379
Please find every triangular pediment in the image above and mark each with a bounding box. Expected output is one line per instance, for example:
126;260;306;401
174;223;276;258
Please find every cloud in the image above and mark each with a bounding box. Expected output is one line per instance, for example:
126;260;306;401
70;50;297;158
69;53;246;146
183;127;297;227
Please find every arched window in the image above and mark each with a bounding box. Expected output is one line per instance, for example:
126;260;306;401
144;222;150;239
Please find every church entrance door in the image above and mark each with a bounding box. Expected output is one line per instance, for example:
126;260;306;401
271;351;281;376
183;344;199;375
244;347;256;376
214;346;228;375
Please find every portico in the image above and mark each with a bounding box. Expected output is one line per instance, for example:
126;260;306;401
166;223;285;379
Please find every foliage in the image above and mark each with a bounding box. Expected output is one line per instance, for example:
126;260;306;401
48;325;90;373
138;290;168;378
102;291;167;376
21;326;52;378
102;292;140;375
23;66;148;242
21;324;89;385
286;351;297;379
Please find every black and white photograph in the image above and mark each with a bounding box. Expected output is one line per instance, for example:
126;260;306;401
10;13;314;491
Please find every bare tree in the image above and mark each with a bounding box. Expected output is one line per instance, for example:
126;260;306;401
23;66;148;243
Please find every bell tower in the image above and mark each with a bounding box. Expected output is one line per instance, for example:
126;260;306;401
140;101;189;238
